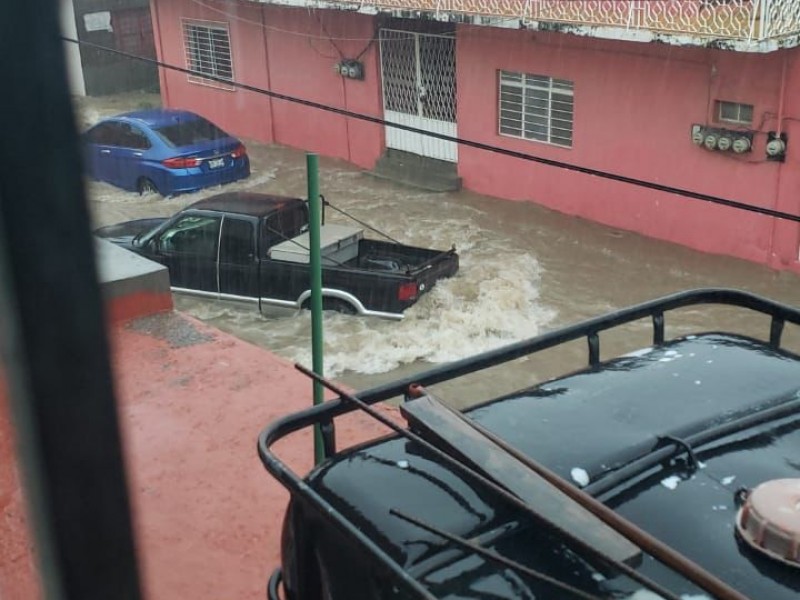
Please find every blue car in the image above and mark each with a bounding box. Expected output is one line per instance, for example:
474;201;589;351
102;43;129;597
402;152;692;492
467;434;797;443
82;109;250;197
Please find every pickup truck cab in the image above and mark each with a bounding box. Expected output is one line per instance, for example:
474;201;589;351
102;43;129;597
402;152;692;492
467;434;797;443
95;191;459;319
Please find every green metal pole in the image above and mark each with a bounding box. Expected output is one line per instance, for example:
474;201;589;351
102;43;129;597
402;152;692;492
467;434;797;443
307;153;325;465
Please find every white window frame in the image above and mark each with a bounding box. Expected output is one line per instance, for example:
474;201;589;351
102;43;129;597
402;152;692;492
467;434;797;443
717;100;753;125
182;19;235;91
498;70;574;148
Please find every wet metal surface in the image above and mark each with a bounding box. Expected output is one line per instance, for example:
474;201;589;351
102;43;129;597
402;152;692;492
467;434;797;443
300;331;800;599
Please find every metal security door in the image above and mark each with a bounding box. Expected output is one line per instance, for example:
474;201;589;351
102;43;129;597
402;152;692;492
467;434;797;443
380;29;457;162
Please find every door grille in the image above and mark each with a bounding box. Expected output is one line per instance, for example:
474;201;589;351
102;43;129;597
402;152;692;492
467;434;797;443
380;29;456;123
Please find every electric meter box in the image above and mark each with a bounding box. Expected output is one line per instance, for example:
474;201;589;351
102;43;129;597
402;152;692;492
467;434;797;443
269;224;364;265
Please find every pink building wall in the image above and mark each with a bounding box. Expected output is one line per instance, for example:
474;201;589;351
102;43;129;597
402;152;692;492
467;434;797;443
152;0;274;143
456;26;800;267
150;0;800;269
150;0;384;168
263;8;383;167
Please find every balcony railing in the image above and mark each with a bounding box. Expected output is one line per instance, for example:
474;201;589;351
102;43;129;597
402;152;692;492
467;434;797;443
319;0;800;44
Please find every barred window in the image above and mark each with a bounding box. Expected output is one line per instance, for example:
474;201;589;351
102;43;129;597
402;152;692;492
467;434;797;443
499;71;574;147
183;21;233;88
716;100;753;125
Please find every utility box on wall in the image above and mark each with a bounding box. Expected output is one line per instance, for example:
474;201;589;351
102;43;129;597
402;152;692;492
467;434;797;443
765;131;788;162
691;124;753;155
334;59;365;80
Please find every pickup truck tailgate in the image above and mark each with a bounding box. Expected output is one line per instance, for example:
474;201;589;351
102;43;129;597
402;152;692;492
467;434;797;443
413;246;459;293
358;239;459;292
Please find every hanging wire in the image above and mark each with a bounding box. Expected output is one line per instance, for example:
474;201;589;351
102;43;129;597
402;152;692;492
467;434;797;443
322;196;403;245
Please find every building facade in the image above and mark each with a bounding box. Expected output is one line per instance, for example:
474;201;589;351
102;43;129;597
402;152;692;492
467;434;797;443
149;0;800;270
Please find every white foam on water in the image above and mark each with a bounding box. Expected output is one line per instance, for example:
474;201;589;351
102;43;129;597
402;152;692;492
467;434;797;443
290;250;554;376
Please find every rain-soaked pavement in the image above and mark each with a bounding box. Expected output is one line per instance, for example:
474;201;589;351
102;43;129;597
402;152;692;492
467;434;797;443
82;94;800;408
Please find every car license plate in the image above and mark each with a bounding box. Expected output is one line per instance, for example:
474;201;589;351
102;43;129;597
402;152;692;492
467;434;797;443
208;158;225;169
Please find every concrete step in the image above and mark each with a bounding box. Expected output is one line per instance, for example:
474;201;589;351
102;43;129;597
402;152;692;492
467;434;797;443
369;149;461;193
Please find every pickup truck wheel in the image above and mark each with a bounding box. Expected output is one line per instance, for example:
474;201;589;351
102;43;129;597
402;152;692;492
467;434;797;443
137;178;159;197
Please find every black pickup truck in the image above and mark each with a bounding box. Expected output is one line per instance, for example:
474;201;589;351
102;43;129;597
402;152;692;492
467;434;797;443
260;289;800;600
95;191;459;319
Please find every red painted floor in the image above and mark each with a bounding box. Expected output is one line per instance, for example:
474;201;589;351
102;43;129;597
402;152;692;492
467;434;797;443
0;311;400;599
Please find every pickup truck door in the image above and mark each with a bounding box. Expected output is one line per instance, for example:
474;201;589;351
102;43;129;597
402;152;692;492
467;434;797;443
259;206;310;302
151;212;221;293
218;215;259;300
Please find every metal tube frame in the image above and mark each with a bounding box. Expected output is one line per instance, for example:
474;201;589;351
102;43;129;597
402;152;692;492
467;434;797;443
258;287;800;600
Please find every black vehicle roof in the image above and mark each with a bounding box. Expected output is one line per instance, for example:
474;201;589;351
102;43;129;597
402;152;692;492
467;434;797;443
187;192;304;218
308;333;800;599
469;333;800;484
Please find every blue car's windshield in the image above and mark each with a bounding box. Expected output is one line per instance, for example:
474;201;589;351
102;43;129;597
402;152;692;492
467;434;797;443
153;117;229;147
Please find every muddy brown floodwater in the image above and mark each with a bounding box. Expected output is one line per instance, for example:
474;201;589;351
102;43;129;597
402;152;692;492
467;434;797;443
83;95;800;409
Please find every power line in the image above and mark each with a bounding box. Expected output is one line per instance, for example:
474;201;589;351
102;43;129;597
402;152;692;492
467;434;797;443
63;36;800;224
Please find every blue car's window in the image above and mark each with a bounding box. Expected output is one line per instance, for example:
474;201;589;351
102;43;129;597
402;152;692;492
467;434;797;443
85;123;116;145
152;117;229;148
123;125;151;150
86;122;151;150
157;215;221;258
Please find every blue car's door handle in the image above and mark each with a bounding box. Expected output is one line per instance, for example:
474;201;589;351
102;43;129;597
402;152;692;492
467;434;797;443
100;149;111;155
134;152;143;157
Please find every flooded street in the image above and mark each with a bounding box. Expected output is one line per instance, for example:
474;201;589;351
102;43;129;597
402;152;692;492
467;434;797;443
83;96;800;408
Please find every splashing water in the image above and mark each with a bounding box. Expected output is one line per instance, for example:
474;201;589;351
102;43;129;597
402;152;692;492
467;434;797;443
182;242;554;378
300;255;552;375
